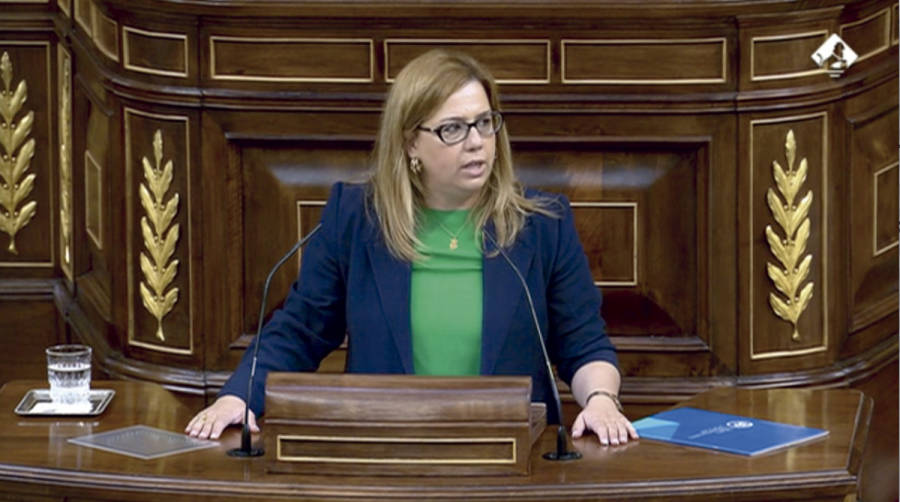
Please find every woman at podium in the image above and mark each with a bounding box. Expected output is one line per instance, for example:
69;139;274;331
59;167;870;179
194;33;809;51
186;49;637;447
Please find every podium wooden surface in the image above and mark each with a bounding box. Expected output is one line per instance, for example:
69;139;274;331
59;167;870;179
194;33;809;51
0;380;871;502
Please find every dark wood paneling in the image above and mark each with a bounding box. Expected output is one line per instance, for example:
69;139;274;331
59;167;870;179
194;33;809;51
847;89;899;335
751;32;828;79
562;39;726;84
0;297;62;385
92;7;119;62
386;40;550;83
0;42;54;270
744;112;831;370
209;37;373;82
515;141;699;339
123;26;189;78
123;108;196;358
840;6;892;62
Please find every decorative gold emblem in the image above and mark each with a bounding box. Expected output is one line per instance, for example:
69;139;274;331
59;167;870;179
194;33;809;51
59;51;72;272
139;130;180;341
0;52;37;255
765;129;814;341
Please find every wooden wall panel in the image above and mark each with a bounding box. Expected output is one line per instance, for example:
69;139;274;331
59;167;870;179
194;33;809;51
0;298;61;384
514;141;700;339
73;0;91;35
893;3;899;45
746;112;829;365
750;31;829;81
0;42;53;271
385;40;551;84
123;108;195;356
91;6;119;62
562;39;727;84
847;96;899;333
123;26;189;79
571;203;636;286
840;7;892;63
209;37;374;83
72;66;114;325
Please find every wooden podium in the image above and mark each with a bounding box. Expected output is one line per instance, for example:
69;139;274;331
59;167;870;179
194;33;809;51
264;373;546;476
0;380;872;501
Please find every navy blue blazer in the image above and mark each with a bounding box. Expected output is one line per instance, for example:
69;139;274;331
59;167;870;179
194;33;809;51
220;182;618;423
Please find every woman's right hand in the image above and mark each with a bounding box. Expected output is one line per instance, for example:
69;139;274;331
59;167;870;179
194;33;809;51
184;395;259;440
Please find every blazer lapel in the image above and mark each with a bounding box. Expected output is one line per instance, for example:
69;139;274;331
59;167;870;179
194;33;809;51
366;241;414;373
481;222;534;375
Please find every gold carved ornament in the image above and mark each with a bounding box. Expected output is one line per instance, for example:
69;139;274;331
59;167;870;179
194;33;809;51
59;54;72;268
765;129;814;341
0;52;37;255
139;130;180;341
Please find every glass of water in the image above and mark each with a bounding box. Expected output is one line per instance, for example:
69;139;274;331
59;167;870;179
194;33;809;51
46;344;92;407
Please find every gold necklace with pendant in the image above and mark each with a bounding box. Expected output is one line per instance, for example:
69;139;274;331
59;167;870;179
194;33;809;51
436;220;468;250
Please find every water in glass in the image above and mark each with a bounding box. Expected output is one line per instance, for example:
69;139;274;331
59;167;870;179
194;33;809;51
46;344;92;406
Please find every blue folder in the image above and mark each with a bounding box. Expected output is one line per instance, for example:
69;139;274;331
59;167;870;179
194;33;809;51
633;407;829;456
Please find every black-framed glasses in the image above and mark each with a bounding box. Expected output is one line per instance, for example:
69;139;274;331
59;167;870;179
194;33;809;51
416;111;503;146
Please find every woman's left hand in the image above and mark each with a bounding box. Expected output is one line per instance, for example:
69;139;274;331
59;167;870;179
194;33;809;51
570;396;639;446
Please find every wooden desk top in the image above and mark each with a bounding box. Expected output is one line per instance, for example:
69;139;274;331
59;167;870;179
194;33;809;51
0;380;871;501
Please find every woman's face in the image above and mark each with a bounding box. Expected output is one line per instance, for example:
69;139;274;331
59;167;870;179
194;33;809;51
407;80;496;210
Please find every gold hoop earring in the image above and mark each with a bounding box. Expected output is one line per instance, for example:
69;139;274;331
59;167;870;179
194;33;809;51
410;157;422;174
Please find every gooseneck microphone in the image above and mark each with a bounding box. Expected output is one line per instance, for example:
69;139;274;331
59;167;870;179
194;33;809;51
228;223;322;458
483;230;581;461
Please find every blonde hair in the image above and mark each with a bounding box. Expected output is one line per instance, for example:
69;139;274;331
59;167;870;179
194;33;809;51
370;49;555;261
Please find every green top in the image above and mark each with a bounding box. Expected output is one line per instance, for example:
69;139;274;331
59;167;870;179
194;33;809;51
410;208;483;375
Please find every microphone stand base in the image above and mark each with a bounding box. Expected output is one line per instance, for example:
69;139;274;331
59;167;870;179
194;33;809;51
542;450;582;461
227;447;264;457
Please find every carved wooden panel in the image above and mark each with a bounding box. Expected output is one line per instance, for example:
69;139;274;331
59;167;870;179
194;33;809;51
385;40;551;84
514;140;701;339
123;26;189;78
91;5;119;62
84;149;102;249
209;36;374;83
840;7;892;63
124;108;195;356
0;42;53;271
561;38;727;85
74;0;91;34
750;31;829;81
746;112;829;364
82;94;109;255
571;202;636;286
73;76;114;323
893;3;899;45
848;100;899;333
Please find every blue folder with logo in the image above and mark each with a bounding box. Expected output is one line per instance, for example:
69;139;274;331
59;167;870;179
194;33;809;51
633;406;829;456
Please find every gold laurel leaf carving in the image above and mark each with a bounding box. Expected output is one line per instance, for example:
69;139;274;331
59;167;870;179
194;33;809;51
0;81;26;124
0;52;37;254
785;130;796;171
59;53;72;268
765;129;815;342
138;129;180;341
